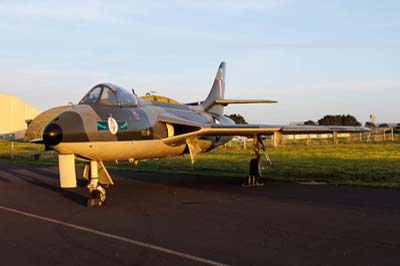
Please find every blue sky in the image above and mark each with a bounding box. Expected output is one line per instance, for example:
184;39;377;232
0;0;399;124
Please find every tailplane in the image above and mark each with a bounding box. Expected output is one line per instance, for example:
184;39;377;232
197;61;277;115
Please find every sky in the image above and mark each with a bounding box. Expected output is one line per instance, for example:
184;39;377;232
0;0;399;124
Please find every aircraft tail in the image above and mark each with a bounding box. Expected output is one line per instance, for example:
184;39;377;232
201;62;226;115
196;61;277;115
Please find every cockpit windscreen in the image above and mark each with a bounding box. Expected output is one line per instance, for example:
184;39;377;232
79;84;139;106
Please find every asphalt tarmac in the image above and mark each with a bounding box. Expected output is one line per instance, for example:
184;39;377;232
0;160;399;266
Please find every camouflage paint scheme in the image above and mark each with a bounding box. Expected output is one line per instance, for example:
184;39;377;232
41;62;370;206
43;62;266;162
44;62;369;162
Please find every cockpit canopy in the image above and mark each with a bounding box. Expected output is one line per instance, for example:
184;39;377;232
79;83;139;106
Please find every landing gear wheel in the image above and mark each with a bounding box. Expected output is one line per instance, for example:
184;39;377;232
87;190;104;207
243;158;264;187
87;198;102;207
249;158;262;177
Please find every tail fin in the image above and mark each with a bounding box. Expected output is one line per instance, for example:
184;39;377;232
201;62;226;115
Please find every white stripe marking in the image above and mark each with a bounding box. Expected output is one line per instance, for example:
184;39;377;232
0;205;231;266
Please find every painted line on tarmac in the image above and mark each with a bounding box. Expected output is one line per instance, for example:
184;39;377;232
0;205;231;266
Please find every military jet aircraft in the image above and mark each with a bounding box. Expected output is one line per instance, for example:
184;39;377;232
41;62;369;206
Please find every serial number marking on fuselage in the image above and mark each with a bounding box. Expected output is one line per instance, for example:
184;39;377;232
0;205;232;266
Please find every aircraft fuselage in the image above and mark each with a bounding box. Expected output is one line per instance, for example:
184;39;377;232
44;100;234;162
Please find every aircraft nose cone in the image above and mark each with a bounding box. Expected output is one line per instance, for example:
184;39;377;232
43;123;63;146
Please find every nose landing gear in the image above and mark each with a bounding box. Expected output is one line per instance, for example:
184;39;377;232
87;180;106;207
85;160;112;207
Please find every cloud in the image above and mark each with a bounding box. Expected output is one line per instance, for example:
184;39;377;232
370;20;400;28
290;80;400;93
249;40;400;50
0;0;287;23
0;1;115;23
176;0;288;14
0;66;114;110
255;40;340;49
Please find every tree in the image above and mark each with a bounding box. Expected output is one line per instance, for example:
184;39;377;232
343;115;361;126
365;121;376;128
378;123;389;128
318;114;361;126
227;113;248;124
318;115;341;125
304;120;316;125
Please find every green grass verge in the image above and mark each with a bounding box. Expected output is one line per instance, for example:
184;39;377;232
1;140;400;189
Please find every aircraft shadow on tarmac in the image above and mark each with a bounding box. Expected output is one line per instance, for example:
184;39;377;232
4;166;88;206
111;169;243;187
2;162;400;210
0;175;11;183
109;168;400;211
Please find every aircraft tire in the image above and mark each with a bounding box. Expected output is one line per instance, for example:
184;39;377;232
249;158;262;177
92;190;101;199
87;198;102;207
87;190;104;207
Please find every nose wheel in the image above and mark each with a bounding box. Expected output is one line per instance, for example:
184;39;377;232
87;187;106;207
86;160;106;207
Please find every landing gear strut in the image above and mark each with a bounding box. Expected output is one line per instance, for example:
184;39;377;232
243;134;271;187
87;160;106;207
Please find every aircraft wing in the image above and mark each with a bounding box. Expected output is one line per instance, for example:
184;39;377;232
275;125;370;134
163;124;370;145
186;99;277;106
211;99;278;106
158;113;202;128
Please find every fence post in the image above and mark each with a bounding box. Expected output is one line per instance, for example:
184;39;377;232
273;132;281;148
332;131;338;144
11;141;14;159
391;129;394;142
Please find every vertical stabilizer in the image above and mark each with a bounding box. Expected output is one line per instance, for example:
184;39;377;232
202;62;225;115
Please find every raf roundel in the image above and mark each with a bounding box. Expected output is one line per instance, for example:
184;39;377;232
107;116;118;135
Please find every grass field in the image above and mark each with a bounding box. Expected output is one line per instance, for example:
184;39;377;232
1;140;400;188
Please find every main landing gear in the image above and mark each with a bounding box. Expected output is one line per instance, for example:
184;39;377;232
243;134;272;187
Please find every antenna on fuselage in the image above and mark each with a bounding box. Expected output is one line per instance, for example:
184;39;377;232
145;90;157;96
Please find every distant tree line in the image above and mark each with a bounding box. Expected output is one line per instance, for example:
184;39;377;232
227;113;399;132
365;122;400;131
228;113;363;126
304;114;361;126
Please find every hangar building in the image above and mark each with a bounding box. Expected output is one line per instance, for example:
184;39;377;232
0;93;41;140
